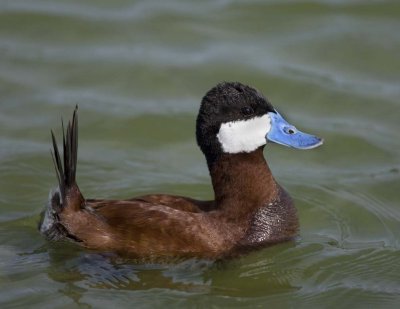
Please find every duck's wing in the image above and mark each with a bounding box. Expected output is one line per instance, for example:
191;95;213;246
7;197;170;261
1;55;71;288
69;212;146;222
76;199;224;258
131;194;215;212
86;195;215;213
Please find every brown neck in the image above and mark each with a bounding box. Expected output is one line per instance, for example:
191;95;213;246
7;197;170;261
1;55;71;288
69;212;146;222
209;147;279;219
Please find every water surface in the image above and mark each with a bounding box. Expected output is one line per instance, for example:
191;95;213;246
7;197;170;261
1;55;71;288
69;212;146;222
1;0;400;308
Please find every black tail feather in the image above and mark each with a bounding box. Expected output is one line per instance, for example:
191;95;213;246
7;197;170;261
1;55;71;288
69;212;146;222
40;106;81;238
50;105;79;202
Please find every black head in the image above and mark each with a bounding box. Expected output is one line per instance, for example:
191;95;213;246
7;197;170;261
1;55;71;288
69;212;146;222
196;82;275;167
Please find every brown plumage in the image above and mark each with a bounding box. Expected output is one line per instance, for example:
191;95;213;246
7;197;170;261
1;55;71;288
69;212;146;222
39;82;321;261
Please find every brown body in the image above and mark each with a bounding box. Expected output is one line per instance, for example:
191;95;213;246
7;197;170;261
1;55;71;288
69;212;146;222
53;149;298;260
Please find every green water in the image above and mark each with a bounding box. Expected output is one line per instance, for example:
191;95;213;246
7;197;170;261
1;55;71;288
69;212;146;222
1;0;400;307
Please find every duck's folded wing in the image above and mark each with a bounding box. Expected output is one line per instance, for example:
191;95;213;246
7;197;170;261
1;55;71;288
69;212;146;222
84;200;223;257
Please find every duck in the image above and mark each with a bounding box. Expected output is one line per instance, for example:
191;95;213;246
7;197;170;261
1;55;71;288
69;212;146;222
39;82;323;260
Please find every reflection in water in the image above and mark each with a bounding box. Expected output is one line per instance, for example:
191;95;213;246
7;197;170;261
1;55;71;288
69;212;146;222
38;241;304;305
42;242;213;305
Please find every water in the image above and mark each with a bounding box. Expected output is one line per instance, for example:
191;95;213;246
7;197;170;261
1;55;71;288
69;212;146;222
1;0;400;307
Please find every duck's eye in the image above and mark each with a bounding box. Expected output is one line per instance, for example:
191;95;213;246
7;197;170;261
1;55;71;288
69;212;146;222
241;106;254;116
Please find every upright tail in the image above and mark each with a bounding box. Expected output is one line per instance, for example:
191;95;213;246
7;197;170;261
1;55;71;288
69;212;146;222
50;105;80;207
39;106;84;240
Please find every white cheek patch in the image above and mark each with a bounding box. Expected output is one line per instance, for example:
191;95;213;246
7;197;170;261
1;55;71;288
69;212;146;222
217;114;271;154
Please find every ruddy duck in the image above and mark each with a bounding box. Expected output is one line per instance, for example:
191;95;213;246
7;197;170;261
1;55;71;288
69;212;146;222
39;82;323;260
